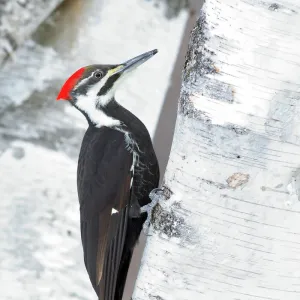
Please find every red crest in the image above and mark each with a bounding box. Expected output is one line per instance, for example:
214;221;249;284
56;67;85;100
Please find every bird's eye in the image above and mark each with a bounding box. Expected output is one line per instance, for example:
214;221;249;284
94;71;103;79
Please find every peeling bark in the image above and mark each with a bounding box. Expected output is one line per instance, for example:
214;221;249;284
0;0;63;65
133;0;300;299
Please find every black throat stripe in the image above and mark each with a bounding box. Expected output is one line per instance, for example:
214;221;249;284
97;73;121;96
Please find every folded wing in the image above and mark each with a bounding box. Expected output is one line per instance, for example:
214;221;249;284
77;129;133;299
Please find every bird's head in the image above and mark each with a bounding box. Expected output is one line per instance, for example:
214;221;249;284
56;49;157;125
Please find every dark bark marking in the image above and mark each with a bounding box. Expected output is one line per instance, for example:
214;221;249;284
269;3;279;11
151;203;186;238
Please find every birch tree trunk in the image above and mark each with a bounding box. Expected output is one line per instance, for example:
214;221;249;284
133;0;300;299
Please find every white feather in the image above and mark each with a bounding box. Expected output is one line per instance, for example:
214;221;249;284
130;176;133;188
111;208;118;215
74;71;123;127
130;152;136;188
75;94;120;128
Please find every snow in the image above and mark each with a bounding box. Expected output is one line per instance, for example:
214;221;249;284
0;40;65;112
0;0;64;64
0;141;94;300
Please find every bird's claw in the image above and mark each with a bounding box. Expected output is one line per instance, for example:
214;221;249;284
149;188;164;201
141;188;164;233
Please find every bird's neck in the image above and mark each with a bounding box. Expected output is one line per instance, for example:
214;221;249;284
100;98;132;126
103;98;152;152
74;95;120;128
101;98;147;135
78;96;134;131
89;98;154;168
81;96;151;152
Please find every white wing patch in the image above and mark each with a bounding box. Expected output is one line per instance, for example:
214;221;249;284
111;208;118;215
130;152;136;188
130;176;133;188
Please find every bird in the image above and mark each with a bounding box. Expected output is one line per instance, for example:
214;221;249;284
56;49;160;300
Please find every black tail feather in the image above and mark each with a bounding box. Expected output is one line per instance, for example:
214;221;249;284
115;213;147;300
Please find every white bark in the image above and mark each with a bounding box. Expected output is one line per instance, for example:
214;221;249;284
133;0;300;299
0;0;64;64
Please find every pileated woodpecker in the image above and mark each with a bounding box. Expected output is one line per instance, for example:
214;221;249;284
56;50;160;300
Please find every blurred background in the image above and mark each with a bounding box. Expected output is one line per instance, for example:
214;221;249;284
0;0;201;299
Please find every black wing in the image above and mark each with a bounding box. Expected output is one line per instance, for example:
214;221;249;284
77;127;133;299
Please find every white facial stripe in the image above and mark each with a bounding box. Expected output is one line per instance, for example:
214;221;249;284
73;66;135;127
76;94;120;128
74;73;93;89
82;72;115;107
86;73;109;98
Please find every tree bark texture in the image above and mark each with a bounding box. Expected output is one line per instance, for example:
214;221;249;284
0;0;64;65
133;0;300;299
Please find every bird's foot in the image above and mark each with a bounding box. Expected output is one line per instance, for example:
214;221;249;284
141;188;164;233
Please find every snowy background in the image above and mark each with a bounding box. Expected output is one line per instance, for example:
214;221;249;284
0;0;188;299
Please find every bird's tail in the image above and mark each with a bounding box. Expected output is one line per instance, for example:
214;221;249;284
114;213;147;300
81;208;128;300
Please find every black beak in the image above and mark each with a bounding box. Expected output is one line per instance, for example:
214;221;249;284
114;49;158;75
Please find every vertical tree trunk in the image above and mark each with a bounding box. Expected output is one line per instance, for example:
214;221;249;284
133;0;300;299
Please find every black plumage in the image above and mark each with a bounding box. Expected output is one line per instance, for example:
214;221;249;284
77;100;159;299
